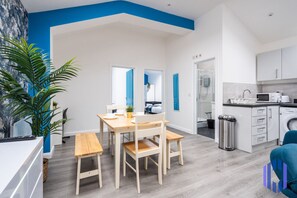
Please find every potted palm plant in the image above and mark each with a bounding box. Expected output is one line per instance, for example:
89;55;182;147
0;37;79;182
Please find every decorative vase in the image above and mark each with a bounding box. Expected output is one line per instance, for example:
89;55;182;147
127;112;133;118
43;158;49;183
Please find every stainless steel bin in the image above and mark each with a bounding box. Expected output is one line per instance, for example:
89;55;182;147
218;115;236;151
224;115;236;151
218;115;225;149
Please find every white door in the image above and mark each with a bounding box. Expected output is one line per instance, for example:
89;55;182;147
267;106;279;142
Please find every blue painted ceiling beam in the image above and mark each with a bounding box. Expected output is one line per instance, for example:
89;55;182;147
29;1;194;30
29;1;194;54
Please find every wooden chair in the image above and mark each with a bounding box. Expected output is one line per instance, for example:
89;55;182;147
166;130;184;169
106;105;126;114
123;113;165;193
75;133;103;195
106;105;131;155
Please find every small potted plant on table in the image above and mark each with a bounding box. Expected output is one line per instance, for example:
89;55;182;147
126;106;134;118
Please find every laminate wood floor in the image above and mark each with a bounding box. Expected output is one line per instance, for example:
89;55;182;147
44;128;286;198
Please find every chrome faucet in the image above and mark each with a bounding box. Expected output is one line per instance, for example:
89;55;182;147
242;89;251;99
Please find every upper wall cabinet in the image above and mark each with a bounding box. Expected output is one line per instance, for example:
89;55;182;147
257;49;282;81
282;45;297;80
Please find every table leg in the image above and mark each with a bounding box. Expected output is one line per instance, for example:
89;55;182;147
76;157;81;195
115;132;121;189
97;154;103;188
163;126;167;175
100;119;104;144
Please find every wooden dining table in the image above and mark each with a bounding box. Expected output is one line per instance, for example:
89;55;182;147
97;114;169;189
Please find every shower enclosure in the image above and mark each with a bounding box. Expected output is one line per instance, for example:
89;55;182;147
196;61;215;136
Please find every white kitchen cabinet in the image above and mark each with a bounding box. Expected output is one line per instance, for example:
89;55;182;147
0;138;43;198
257;49;282;81
252;134;267;146
252;116;266;126
223;105;279;153
252;125;267;136
267;106;280;141
282;45;297;79
224;106;253;152
252;107;267;117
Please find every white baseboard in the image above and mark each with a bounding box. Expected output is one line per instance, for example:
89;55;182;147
43;145;55;159
167;124;192;134
64;129;110;137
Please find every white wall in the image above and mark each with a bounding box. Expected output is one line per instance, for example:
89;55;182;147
258;35;297;53
222;5;260;84
53;24;166;134
165;4;261;140
165;5;224;137
52;2;296;138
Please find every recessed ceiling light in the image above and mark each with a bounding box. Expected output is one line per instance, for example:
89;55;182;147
268;12;274;17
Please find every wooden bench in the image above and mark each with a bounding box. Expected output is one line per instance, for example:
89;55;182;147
75;133;103;195
166;130;184;169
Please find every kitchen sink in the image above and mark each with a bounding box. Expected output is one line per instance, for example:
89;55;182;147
229;98;258;104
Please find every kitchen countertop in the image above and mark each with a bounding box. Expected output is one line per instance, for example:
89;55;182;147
0;137;42;194
224;102;297;108
280;103;297;108
223;103;280;108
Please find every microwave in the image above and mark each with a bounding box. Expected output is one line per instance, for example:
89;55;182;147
256;93;282;103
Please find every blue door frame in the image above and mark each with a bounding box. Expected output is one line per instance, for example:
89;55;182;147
126;69;134;106
173;73;180;111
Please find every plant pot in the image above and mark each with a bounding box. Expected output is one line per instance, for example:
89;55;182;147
127;112;133;118
43;158;49;183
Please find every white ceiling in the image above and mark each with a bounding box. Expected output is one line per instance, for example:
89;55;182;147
54;22;174;40
21;0;107;13
225;0;297;43
21;0;297;43
20;0;225;19
51;14;191;37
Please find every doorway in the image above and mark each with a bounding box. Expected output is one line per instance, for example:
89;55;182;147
112;66;134;106
144;70;163;114
196;59;215;139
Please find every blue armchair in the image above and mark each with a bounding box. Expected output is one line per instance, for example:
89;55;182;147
270;130;297;198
